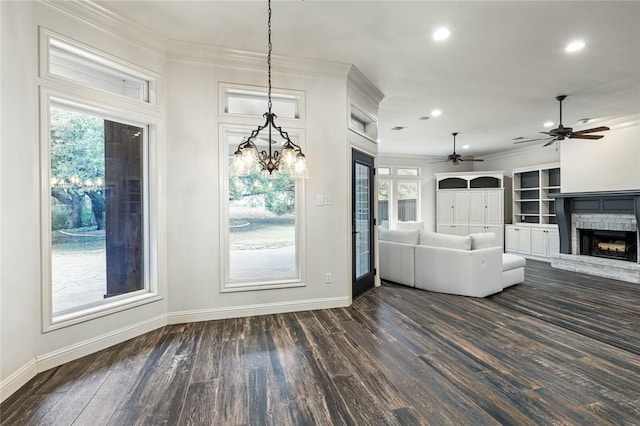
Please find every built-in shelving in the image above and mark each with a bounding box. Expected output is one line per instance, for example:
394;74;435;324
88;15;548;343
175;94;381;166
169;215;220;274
512;164;560;225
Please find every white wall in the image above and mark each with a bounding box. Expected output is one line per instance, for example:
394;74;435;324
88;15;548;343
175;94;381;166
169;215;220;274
166;58;353;315
474;145;560;179
1;0;40;397
561;121;640;193
377;155;472;231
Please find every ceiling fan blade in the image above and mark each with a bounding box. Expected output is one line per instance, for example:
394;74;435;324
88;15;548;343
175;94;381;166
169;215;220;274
429;159;450;164
571;126;610;135
539;131;551;135
542;138;558;147
514;136;553;144
461;158;484;162
570;134;604;140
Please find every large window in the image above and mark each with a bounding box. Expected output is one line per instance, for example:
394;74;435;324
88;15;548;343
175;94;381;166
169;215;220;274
44;98;157;327
222;127;304;290
377;166;421;225
40;31;160;330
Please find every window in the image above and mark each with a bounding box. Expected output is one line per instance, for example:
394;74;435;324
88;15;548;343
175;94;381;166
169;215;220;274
349;104;378;142
378;180;390;222
397;167;419;176
377;167;391;175
221;84;303;120
44;97;158;328
42;30;156;103
397;181;419;221
222;127;305;290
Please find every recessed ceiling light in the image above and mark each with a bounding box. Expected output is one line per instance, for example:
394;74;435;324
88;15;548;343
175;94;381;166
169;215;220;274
391;126;406;131
577;118;590;125
433;27;451;41
377;138;381;143
565;40;586;53
462;145;470;149
543;121;554;128
431;109;442;117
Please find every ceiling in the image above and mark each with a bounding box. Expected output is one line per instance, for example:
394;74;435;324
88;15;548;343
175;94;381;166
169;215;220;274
95;0;640;158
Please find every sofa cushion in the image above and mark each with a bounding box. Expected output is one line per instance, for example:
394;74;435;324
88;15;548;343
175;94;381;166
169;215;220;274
419;231;471;251
469;232;498;250
395;221;424;231
379;228;420;245
503;253;526;271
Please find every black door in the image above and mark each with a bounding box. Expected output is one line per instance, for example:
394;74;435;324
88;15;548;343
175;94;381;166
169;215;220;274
352;149;375;298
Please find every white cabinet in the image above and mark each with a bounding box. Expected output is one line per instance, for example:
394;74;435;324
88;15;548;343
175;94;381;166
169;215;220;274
505;225;531;254
438;224;469;236
506;224;558;260
512;163;560;225
436;172;506;247
531;228;559;258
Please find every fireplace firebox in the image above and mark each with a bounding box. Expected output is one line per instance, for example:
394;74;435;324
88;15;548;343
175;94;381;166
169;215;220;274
579;229;638;262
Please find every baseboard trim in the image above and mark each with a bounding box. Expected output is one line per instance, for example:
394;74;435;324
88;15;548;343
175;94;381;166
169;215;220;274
0;359;38;403
36;314;167;373
167;296;351;325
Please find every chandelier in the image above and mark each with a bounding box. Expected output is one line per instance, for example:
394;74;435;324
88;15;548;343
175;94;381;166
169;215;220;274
232;0;308;177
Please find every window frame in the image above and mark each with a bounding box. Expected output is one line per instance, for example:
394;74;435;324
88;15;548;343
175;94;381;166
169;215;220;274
39;28;159;106
40;88;162;332
377;166;422;226
218;123;307;293
219;82;306;125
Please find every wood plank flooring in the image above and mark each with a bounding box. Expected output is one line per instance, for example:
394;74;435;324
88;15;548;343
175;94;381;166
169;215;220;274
2;260;640;425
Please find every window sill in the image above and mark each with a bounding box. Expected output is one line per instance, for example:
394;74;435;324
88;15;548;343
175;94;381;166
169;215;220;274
221;279;305;293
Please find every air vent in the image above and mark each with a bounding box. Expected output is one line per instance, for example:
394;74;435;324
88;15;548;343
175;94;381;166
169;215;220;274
391;126;406;131
512;136;525;141
419;116;429;120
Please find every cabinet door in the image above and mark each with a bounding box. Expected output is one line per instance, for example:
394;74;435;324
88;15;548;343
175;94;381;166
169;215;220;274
505;227;518;252
484;190;503;225
452;224;469;237
469;225;486;234
437;191;454;224
485;225;504;247
468;191;485;224
517;227;532;254
531;228;547;257
453;192;469;223
438;224;454;235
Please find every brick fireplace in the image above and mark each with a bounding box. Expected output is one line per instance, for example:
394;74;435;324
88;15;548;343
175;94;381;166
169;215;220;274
551;191;640;283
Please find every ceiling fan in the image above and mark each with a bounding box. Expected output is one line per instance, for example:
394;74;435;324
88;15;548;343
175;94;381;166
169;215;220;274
515;95;610;147
431;132;484;165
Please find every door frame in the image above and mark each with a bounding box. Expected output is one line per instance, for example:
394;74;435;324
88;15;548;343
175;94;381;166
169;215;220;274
351;148;376;299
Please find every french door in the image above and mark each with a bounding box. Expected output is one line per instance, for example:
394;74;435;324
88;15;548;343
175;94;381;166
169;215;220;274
352;149;375;298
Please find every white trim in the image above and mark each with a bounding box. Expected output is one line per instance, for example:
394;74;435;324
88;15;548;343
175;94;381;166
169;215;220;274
218;124;307;293
167;297;350;325
36;314;167;373
0;359;38;403
40;88;163;332
168;40;350;80
41;0;168;54
347;66;385;106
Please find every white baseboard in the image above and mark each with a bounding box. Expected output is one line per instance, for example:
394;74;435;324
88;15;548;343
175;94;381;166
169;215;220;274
0;359;38;403
36;314;167;373
167;296;351;324
2;296;350;402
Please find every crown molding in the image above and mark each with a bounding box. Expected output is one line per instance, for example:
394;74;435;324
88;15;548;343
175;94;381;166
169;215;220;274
41;0;168;54
168;39;351;80
348;66;385;107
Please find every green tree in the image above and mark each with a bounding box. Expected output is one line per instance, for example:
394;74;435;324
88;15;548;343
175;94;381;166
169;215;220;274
229;168;295;215
50;107;106;229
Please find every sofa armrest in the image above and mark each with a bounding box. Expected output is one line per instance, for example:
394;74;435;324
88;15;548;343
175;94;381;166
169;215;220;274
379;240;416;287
414;245;502;297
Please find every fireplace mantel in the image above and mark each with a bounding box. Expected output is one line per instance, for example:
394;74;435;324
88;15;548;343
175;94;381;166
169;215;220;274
552;190;640;254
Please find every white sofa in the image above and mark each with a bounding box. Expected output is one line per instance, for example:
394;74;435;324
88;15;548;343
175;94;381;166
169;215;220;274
378;229;525;297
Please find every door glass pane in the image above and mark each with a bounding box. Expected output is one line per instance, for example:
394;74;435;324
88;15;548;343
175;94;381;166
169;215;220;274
355;163;371;279
227;134;298;283
397;181;418;221
50;106;145;315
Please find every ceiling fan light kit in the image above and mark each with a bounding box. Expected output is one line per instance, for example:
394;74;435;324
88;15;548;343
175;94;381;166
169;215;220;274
514;95;610;147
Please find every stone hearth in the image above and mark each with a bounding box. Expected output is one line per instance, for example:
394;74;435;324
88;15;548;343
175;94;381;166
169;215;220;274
551;191;640;284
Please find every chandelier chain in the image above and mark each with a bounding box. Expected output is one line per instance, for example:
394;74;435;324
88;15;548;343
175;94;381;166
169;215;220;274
267;0;272;112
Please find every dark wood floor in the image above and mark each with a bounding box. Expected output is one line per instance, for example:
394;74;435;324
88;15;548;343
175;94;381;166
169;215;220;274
2;260;640;425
